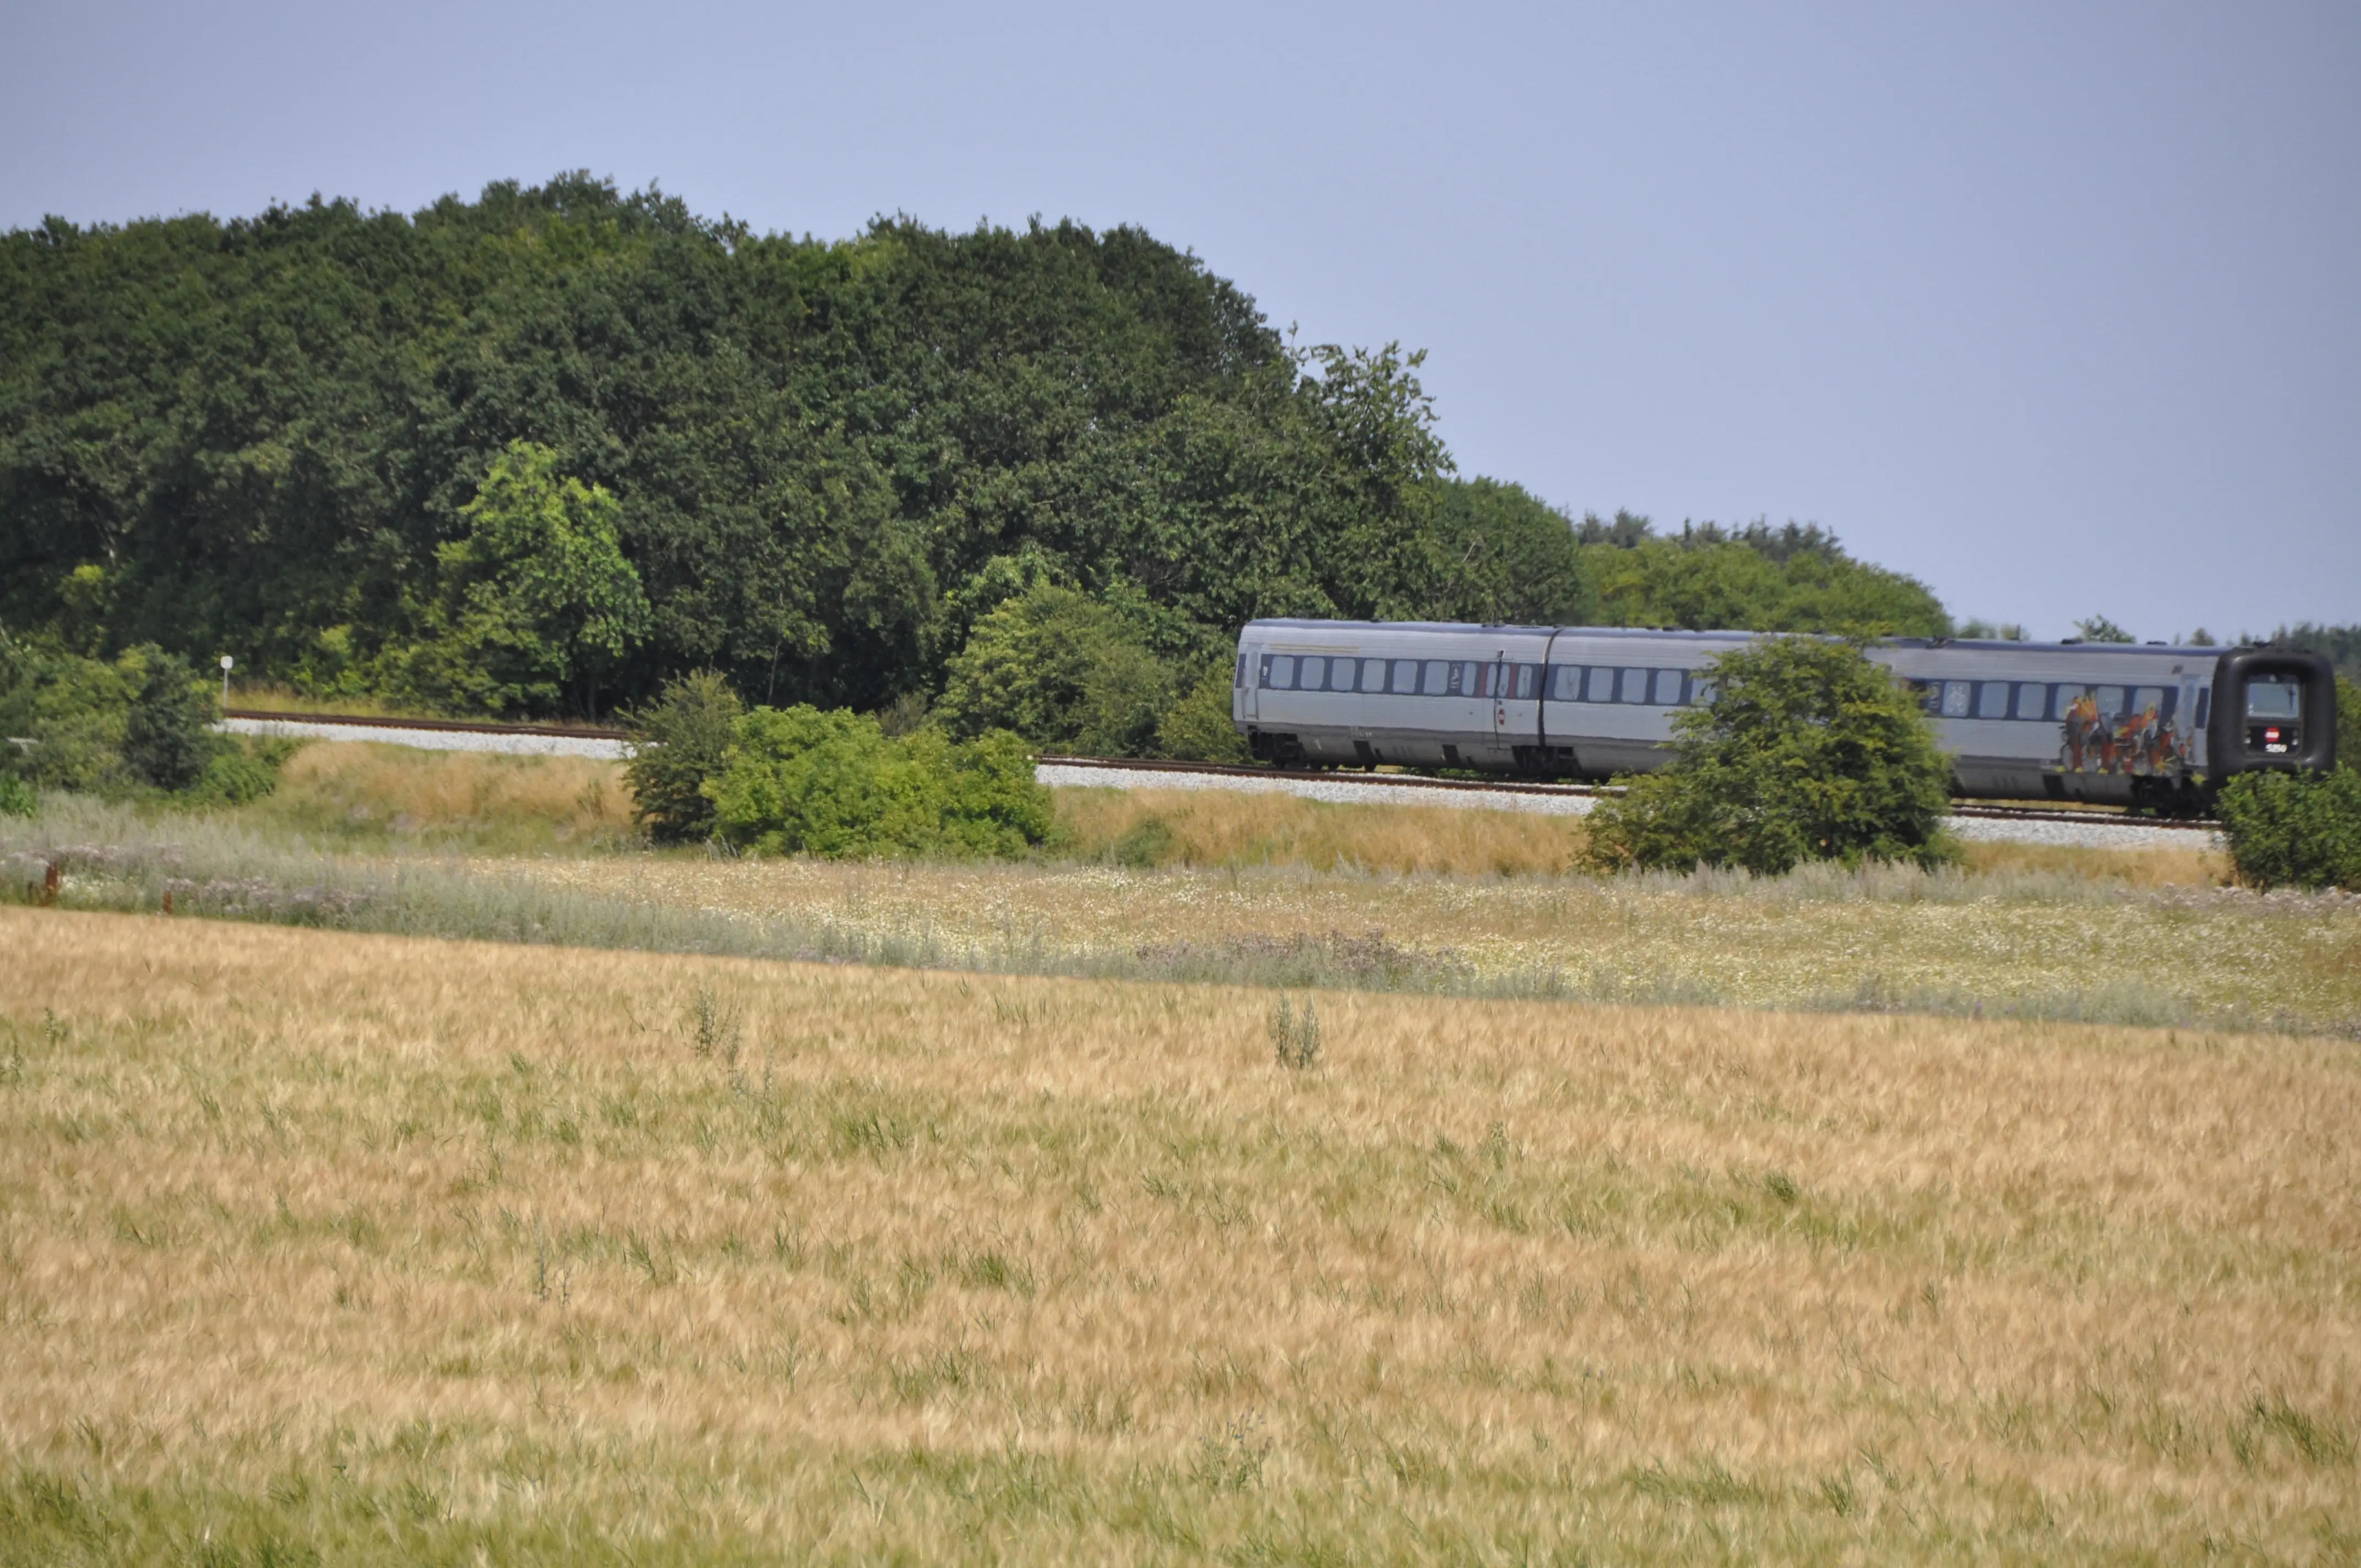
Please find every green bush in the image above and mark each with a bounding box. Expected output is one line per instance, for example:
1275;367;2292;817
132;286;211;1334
1582;636;1957;875
0;639;138;793
935;584;1175;757
709;705;1052;859
1154;667;1250;764
2214;769;2361;892
623;670;744;842
0;772;34;817
2338;675;2359;776
186;745;282;806
122;647;221;791
0;631;290;802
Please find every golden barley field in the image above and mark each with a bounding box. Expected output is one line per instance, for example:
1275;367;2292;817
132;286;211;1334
3;905;2356;1563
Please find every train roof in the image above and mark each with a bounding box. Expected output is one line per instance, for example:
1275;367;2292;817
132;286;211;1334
1238;619;2240;657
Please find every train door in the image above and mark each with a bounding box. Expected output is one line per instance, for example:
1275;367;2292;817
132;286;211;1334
1237;647;1258;723
1491;656;1509;744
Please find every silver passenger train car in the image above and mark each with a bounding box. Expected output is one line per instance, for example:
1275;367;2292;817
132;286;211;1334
1231;619;2338;807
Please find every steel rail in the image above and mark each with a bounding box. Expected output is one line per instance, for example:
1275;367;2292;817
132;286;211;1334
222;711;2219;830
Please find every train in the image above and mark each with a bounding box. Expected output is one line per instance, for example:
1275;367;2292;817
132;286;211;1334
1229;619;2338;808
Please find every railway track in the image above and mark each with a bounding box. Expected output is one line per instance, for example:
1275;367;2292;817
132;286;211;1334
225;708;627;741
1040;754;2219;830
225;714;2213;832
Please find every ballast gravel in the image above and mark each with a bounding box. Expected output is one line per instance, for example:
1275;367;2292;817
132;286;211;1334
218;721;2223;851
221;717;629;760
1036;762;1598;818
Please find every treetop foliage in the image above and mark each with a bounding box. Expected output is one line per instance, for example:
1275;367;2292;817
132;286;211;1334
4;173;1956;732
2266;623;2361;687
1568;511;1947;639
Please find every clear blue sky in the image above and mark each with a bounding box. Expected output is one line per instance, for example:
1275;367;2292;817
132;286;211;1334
6;0;2355;640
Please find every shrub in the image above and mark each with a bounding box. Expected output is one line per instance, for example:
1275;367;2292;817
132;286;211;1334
186;745;282;806
1155;666;1251;764
2338;675;2359;776
0;773;34;817
1582;636;1957;875
122;648;221;791
2214;769;2361;892
0;640;136;793
935;584;1175;756
709;705;1052;859
623;670;744;842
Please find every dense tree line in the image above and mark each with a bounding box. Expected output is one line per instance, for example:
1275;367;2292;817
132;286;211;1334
3;175;1951;734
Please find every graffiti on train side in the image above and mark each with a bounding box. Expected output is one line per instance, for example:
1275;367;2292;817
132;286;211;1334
2060;693;2191;776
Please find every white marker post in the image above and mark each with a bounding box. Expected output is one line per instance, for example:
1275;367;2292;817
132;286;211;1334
219;654;233;710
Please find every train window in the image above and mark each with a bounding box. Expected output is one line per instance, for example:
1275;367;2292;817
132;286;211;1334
1390;658;1417;693
2194;685;2210;728
2130;686;2164;718
1549;665;1578;701
2246;677;2302;720
1299;656;1326;691
1586;666;1614;703
1235;652;1248;689
1691;678;1717;706
2014;682;2048;721
1265;655;1294;690
1652;669;1681;705
1940;682;1971;718
1614;668;1644;704
1908;679;1938;713
1513;664;1535;700
1422;659;1448;695
1976;681;2009;718
2096;685;2124;718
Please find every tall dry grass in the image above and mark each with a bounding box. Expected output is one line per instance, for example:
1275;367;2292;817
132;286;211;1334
2;907;2355;1562
1959;837;2227;888
235;747;2228;889
248;740;638;851
1052;785;1590;875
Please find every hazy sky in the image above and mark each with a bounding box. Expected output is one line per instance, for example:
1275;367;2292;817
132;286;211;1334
5;0;2355;639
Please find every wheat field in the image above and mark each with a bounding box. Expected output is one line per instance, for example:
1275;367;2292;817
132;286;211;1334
3;905;2355;1562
